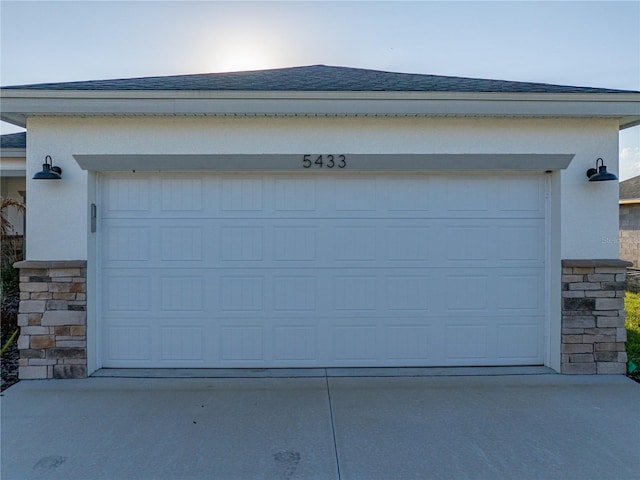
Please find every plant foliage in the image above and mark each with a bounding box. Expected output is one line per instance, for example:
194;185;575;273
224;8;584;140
1;196;24;385
1;265;19;296
0;197;25;237
624;291;640;377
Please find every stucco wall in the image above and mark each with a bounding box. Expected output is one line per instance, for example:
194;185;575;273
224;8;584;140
25;116;619;261
620;203;640;267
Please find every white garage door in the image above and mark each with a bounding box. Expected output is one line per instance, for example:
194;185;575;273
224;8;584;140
100;173;547;368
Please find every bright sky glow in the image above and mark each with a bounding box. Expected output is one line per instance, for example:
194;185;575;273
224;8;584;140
210;46;277;73
202;25;286;73
1;0;639;178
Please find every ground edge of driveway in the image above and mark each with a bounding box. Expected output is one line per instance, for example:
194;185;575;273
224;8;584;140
90;365;556;378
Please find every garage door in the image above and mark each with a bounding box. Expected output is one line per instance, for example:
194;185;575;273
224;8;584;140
100;173;546;368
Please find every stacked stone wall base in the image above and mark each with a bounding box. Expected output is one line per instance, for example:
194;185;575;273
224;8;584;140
15;261;87;379
562;259;631;374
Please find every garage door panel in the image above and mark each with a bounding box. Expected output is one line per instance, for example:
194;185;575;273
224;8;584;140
105;226;150;262
102;315;541;366
160;226;205;261
386;325;431;361
104;275;151;312
213;223;438;267
220;276;264;311
446;226;490;261
385;177;433;212
386;275;431;311
445;324;490;360
497;274;544;312
333;276;378;311
102;268;543;317
497;176;545;212
160;327;205;361
104;324;152;362
103;176;151;214
445;275;491;312
160;177;204;212
274;227;318;261
274;178;317;211
497;224;545;262
333;177;377;211
332;325;377;361
101;174;546;219
220;226;264;261
273;276;317;311
221;177;264;211
273;325;319;361
101;173;547;368
446;177;490;212
384;226;432;262
333;227;377;261
105;317;220;366
220;325;264;361
160;276;205;312
496;322;542;361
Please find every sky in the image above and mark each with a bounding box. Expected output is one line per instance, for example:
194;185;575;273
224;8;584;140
1;0;639;178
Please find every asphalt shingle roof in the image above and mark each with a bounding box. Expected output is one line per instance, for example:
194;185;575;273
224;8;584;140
620;175;640;200
0;132;26;149
1;65;635;94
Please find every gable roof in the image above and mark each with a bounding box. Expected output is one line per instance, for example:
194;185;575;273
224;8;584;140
0;132;26;149
2;65;639;129
620;175;640;201
2;65;635;94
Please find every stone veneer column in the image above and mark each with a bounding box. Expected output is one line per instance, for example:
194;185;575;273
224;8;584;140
14;261;87;379
562;259;630;374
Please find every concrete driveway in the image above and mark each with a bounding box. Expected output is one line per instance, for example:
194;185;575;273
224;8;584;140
1;370;639;480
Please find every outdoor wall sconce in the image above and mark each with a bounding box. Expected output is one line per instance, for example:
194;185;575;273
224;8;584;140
586;158;617;182
33;156;62;180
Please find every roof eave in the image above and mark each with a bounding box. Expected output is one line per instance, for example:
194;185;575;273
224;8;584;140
3;88;640;100
0;155;26;178
1;90;639;128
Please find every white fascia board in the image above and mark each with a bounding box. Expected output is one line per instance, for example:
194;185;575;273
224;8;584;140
1;90;639;127
0;148;26;158
0;157;26;176
0;169;26;177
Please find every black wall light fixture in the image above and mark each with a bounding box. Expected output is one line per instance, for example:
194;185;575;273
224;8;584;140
586;158;617;182
33;156;62;180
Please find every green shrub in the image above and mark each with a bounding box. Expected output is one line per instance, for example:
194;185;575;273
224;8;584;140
624;292;640;375
1;265;19;297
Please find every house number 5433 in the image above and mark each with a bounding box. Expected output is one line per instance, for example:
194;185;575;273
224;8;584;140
302;154;347;169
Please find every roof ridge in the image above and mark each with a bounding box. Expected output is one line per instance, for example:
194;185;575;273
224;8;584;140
2;64;638;94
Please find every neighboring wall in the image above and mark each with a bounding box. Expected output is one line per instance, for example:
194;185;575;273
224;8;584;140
620;203;640;267
0;176;26;236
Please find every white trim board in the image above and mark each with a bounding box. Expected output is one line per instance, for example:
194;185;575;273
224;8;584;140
2;91;639;128
74;153;575;172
